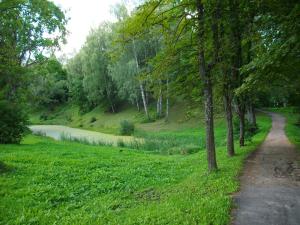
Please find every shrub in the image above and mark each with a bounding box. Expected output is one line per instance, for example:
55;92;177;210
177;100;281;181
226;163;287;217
66;115;73;122
90;117;97;123
0;100;28;144
40;113;48;121
120;120;135;135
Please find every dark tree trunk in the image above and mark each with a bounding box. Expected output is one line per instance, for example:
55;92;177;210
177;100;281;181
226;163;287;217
136;96;140;112
196;0;217;171
204;75;217;170
224;91;235;156
238;104;246;147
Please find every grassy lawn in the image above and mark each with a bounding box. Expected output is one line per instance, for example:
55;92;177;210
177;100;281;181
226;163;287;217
0;114;271;225
269;107;300;149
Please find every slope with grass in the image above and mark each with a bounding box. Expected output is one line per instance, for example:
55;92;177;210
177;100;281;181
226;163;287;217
0;114;271;225
29;102;208;135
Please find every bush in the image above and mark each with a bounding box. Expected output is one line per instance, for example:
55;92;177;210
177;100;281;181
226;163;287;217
90;117;97;123
66;115;73;122
119;120;135;136
40;113;48;121
0;100;28;144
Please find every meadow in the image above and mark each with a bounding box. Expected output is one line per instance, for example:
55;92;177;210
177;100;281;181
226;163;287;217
0;114;271;225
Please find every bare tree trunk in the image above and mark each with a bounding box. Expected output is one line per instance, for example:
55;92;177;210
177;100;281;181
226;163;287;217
165;77;169;122
159;94;162;116
111;103;115;113
132;39;149;120
196;0;217;171
157;87;162;118
157;96;160;117
139;82;149;119
224;90;235;156
136;96;140;112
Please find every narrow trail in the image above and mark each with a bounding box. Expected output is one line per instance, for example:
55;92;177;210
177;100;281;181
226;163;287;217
232;113;300;225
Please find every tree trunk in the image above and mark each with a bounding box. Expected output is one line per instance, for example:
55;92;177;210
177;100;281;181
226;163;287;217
224;91;235;156
159;94;162;116
132;39;149;120
111;103;115;113
136;96;140;112
238;104;245;147
247;104;256;127
156;87;162;118
165;77;169;122
139;82;149;119
157;97;160;117
196;0;217;171
156;94;162;118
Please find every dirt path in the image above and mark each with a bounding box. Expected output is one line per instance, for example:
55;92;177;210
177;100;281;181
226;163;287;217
29;125;141;146
232;112;300;225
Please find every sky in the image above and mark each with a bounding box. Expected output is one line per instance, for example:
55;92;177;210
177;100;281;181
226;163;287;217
51;0;123;58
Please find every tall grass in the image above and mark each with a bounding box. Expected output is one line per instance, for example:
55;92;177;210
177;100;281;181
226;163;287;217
60;132;113;147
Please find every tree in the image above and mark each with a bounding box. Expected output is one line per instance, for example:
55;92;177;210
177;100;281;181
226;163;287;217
120;0;222;171
0;0;67;143
28;57;68;109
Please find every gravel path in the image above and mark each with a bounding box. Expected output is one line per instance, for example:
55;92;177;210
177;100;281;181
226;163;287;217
29;125;140;146
232;113;300;225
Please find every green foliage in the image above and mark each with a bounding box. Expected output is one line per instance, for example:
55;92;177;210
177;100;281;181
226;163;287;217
296;117;300;127
39;113;48;121
28;58;69;109
0;0;67;144
66;23;119;112
119;120;135;135
0;100;28;144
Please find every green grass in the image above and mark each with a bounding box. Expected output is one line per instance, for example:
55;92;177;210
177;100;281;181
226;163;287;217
0;114;271;225
268;107;300;149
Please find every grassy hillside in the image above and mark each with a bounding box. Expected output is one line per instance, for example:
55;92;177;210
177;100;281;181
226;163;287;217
0;114;271;225
29;102;208;135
